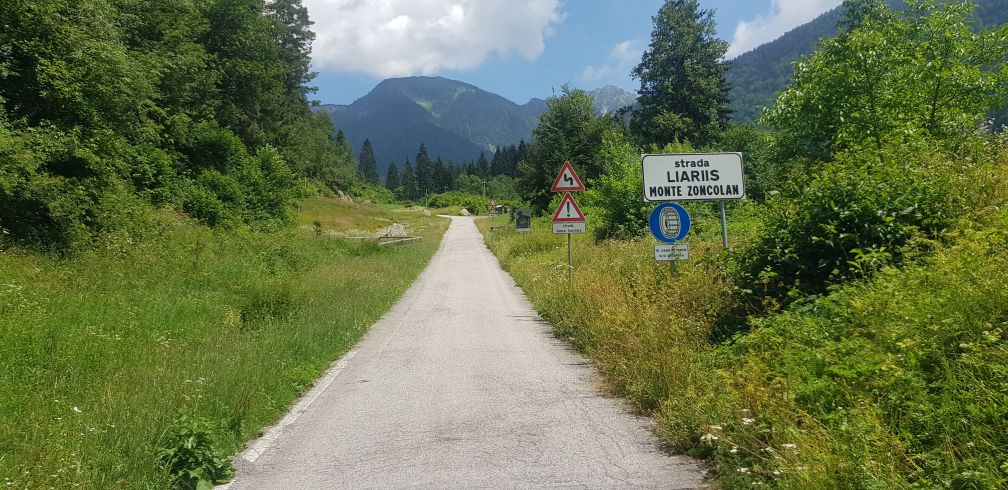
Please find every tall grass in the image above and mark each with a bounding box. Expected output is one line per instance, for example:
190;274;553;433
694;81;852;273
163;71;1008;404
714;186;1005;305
0;199;447;488
478;203;1008;488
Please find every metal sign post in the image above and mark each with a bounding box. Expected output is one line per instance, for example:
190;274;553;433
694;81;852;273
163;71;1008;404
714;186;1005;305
550;163;586;281
719;200;729;251
567;235;573;282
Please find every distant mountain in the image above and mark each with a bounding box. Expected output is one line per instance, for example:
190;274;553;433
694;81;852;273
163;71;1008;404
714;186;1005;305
590;85;636;115
316;77;638;175
727;0;1008;123
315;76;541;175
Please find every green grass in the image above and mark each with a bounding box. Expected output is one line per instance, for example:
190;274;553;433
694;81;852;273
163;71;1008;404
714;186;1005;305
478;206;1008;488
0;199;448;488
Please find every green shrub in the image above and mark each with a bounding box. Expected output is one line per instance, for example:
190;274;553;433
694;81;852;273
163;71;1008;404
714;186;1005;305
349;182;396;205
727;218;1008;487
587;132;695;240
738;145;956;309
710;124;781;201
427;191;488;215
156;416;235;490
584;129;650;240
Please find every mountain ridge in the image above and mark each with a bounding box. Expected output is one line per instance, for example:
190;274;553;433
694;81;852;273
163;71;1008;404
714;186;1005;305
316;77;636;174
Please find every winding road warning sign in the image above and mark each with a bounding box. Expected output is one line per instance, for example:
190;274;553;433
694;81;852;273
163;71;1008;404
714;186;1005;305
550;161;586;193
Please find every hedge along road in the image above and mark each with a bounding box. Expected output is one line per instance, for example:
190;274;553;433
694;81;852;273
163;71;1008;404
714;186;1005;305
220;216;706;489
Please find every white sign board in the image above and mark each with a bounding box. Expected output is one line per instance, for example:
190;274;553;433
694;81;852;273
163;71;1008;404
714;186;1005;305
553;222;586;234
642;153;745;202
655;243;689;261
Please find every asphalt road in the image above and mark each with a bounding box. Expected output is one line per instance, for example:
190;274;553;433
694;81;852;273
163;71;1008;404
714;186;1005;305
222;216;705;489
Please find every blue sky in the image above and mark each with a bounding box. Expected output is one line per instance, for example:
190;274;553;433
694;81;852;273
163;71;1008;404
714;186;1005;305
304;1;841;106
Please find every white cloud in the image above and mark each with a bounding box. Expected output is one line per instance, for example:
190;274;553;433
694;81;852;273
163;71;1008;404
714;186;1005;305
304;0;564;77
727;0;842;59
578;40;641;83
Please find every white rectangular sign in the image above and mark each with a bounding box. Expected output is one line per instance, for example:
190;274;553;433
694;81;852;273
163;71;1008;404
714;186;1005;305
553;222;586;234
642;153;745;202
655;244;689;261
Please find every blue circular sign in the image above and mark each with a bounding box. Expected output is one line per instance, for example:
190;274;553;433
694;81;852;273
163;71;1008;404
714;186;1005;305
649;202;691;243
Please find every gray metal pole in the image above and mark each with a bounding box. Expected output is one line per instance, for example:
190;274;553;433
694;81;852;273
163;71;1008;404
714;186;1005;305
567;234;573;282
719;200;729;251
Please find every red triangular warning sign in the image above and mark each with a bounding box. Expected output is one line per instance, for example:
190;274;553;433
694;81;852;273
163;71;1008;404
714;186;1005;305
550;161;586;192
552;192;586;222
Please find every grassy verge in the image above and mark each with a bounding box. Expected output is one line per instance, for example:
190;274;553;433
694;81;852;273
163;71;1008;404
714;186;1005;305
0;198;447;488
478;207;1008;488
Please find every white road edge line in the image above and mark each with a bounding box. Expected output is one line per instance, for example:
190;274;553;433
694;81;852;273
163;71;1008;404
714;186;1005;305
218;348;360;489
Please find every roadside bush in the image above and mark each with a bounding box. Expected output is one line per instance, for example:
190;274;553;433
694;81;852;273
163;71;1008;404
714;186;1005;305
427;191;487;215
721;218;1008;487
156;415;234;490
710;124;781;201
0;122;151;250
349;182;396;205
738;144;956;310
584;129;650;240
587;131;694;240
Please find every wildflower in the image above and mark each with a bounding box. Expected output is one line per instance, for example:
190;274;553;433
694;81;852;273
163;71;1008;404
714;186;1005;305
730;446;739;454
773;470;781;476
762;446;774;452
72;406;81;414
737;467;750;474
709;425;723;430
742;417;755;425
700;433;719;442
782;443;797;449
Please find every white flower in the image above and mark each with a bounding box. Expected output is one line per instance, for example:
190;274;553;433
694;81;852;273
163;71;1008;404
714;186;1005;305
742;417;756;425
709;425;723;430
737;467;750;474
762;446;774;452
72;406;81;413
700;433;719;442
730;446;739;454
782;443;797;449
773;470;781;476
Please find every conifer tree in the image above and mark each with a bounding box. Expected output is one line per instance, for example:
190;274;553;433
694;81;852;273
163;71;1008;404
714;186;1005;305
630;0;731;147
414;143;433;197
400;158;416;201
358;138;379;184
385;161;400;191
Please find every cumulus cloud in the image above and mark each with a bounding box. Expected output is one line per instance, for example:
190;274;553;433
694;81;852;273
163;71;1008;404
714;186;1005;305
304;0;564;77
727;0;842;58
578;40;641;83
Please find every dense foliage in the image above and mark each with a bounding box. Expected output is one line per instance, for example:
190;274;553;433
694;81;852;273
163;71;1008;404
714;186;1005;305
518;86;614;212
727;0;1008;125
0;0;356;249
763;0;1008;162
733;0;1008;316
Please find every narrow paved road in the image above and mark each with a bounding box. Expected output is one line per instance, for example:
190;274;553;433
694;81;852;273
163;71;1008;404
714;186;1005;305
223;217;705;489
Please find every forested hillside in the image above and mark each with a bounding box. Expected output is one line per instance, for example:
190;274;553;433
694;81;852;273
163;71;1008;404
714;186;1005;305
0;0;358;250
316;76;541;172
316;78;638;174
727;0;1008;123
